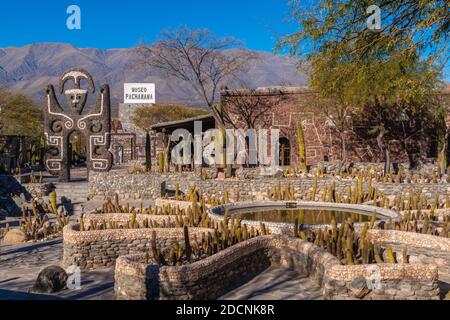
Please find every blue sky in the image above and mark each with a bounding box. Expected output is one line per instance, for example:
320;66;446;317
0;0;448;81
0;0;295;51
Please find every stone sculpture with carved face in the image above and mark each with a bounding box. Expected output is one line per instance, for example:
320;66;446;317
43;68;113;182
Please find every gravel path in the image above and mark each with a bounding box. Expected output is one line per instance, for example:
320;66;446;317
220;266;323;300
0;238;114;300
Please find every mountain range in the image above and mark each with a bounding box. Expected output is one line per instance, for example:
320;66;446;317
0;43;307;116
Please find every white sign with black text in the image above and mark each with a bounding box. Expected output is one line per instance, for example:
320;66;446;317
124;83;156;104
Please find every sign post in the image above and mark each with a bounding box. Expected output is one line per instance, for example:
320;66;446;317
124;83;156;104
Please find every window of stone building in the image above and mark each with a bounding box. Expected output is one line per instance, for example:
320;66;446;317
279;137;291;166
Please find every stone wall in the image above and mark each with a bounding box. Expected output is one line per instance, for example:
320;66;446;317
221;87;450;166
323;230;447;300
323;264;440;300
88;170;450;202
82;213;177;227
88;170;356;201
367;229;450;277
114;234;440;300
62;224;213;270
114;235;340;300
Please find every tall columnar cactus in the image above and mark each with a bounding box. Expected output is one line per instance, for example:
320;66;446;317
184;226;192;262
158;152;165;173
296;121;307;172
402;246;409;264
50;191;57;214
311;175;318;201
145;131;152;172
387;246;396;263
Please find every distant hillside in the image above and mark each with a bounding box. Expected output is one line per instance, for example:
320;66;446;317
0;43;307;116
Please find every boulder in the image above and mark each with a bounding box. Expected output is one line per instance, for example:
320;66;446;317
29;266;68;294
3;228;27;244
348;276;371;299
259;167;284;178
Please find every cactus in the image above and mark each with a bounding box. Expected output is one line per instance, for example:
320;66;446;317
50;191;57;214
374;243;383;264
145;131;152;172
386;246;396;263
184;226;192;262
402;246;409;264
296;121;307;172
158;152;165;173
311;175;318;201
369;211;377;229
175;183;180;200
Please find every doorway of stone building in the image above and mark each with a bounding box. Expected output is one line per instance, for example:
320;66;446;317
279;137;291;167
68;131;88;182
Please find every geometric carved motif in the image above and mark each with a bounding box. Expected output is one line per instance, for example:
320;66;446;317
44;68;113;182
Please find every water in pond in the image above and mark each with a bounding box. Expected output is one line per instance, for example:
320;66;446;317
233;207;380;225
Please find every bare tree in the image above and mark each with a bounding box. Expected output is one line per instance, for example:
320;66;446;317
133;27;258;128
321;100;352;171
221;89;285;130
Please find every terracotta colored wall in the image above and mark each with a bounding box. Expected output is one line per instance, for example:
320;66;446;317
221;88;450;166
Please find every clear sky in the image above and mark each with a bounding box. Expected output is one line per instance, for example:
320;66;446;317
0;0;448;81
0;0;295;51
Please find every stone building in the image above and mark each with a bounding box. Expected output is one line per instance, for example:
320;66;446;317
111;86;450;169
220;86;450;168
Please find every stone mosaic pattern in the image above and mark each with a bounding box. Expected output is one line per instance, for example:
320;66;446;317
114;235;341;300
88;170;450;202
114;233;441;300
324;264;439;300
62;224;214;270
83;213;177;226
367;229;450;252
43;69;113;182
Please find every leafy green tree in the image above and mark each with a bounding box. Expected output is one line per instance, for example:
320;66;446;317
278;1;446;173
0;88;43;137
0;88;44;166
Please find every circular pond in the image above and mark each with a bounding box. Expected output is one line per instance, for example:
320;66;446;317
208;201;401;234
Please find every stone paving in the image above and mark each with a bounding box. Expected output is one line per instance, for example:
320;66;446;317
220;266;324;300
1;237;325;300
0;238;114;300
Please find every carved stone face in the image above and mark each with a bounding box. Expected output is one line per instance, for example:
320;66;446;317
65;89;88;114
59;69;95;115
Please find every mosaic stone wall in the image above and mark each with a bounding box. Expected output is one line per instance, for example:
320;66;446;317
62;224;214;270
114;235;340;300
88;170;450;202
114;234;440;300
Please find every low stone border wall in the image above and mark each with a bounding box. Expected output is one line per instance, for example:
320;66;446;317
367;229;450;276
208;201;400;235
82;213;176;226
62;224;214;270
323;264;439;300
89;170;450;202
114;233;440;300
114;235;340;300
367;229;450;252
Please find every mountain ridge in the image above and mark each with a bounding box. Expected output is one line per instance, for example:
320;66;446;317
0;42;307;114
